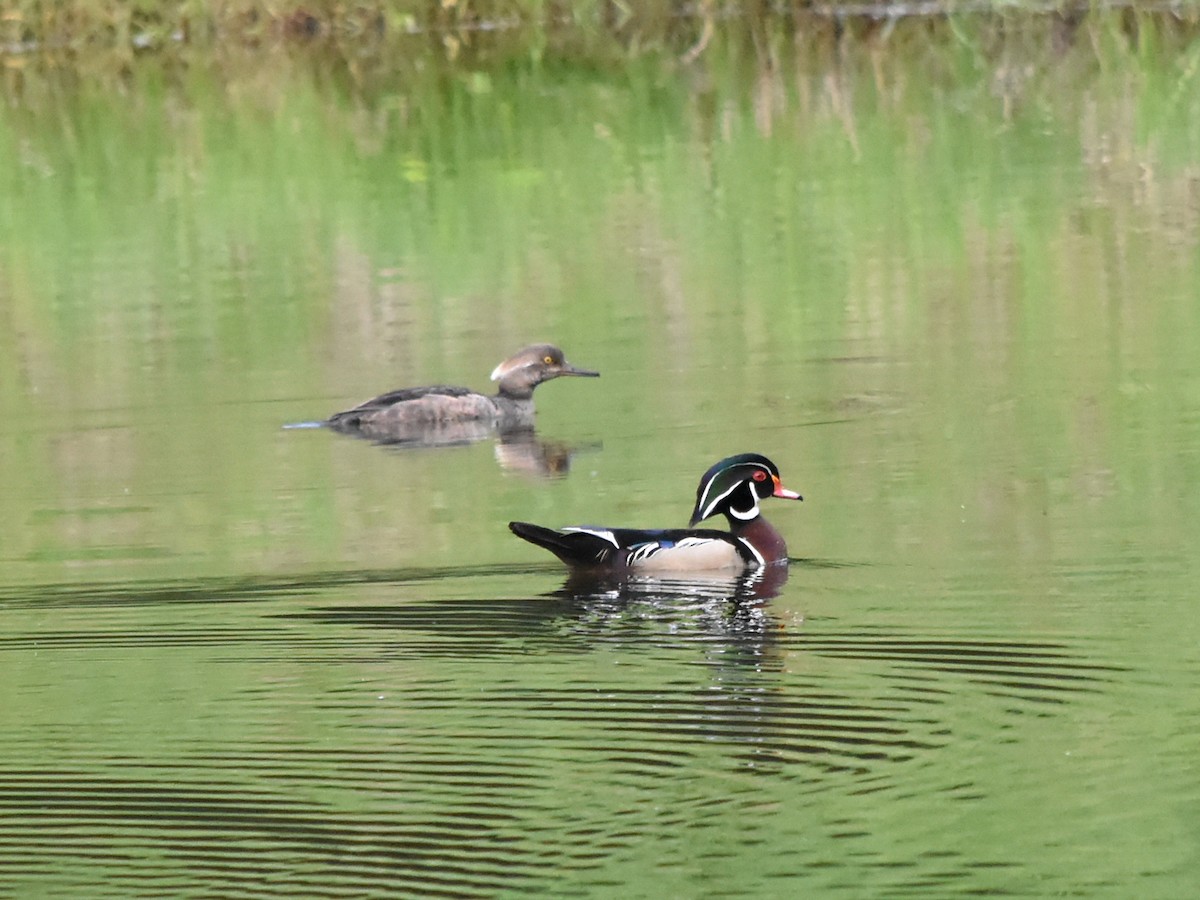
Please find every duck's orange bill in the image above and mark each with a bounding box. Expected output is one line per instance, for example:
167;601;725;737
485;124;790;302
772;476;803;501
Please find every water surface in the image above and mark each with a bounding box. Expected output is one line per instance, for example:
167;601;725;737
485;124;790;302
1;44;1199;897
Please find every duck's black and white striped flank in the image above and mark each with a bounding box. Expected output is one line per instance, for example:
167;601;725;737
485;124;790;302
510;453;802;573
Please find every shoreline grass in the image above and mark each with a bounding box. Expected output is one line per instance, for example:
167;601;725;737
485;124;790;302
2;1;1198;67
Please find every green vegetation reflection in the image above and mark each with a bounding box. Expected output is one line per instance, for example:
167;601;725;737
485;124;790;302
1;21;1199;584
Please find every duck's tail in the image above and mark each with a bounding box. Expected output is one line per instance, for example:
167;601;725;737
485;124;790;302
508;522;615;568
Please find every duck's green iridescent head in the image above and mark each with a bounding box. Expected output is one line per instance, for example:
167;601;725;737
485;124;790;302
689;453;802;527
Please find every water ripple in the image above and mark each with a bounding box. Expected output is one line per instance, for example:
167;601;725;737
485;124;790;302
0;565;1145;897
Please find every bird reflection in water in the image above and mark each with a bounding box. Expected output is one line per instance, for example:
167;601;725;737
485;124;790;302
546;562;794;670
493;428;596;479
559;561;790;604
335;420;597;479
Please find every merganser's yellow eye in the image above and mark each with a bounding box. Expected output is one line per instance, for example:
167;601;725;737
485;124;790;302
543;355;555;365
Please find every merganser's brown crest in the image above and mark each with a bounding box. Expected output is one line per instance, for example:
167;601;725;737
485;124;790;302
510;453;803;572
325;344;598;443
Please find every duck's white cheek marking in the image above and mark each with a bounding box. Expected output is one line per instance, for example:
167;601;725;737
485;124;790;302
728;484;761;520
728;499;760;520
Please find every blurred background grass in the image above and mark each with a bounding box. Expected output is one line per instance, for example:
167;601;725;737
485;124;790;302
2;1;1198;72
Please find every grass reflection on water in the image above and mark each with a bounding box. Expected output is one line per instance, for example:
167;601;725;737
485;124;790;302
1;25;1199;899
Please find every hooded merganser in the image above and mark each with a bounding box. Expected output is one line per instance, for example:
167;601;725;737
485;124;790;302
509;453;803;572
326;344;599;442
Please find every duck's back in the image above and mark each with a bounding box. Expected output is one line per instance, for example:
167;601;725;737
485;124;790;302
509;523;758;571
326;385;499;437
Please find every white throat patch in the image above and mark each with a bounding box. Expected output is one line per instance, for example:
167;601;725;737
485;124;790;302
728;499;760;521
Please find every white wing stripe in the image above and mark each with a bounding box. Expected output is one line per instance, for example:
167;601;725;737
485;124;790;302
628;543;662;563
561;527;620;548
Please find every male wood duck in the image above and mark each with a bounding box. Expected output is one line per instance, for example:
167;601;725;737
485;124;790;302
509;453;803;572
326;344;599;442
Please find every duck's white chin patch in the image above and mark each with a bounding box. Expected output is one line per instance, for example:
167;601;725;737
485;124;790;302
728;501;760;521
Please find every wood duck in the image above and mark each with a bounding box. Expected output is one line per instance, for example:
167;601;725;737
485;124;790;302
326;344;599;442
509;453;803;572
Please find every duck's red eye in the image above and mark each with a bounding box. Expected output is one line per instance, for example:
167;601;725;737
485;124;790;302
752;470;767;482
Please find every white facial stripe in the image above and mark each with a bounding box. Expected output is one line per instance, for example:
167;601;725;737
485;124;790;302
694;475;723;520
698;480;740;521
697;464;775;520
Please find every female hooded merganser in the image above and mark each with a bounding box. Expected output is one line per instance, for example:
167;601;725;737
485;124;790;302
509;453;803;572
326;344;599;442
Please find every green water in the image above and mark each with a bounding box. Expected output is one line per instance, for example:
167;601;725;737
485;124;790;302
2;37;1199;897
